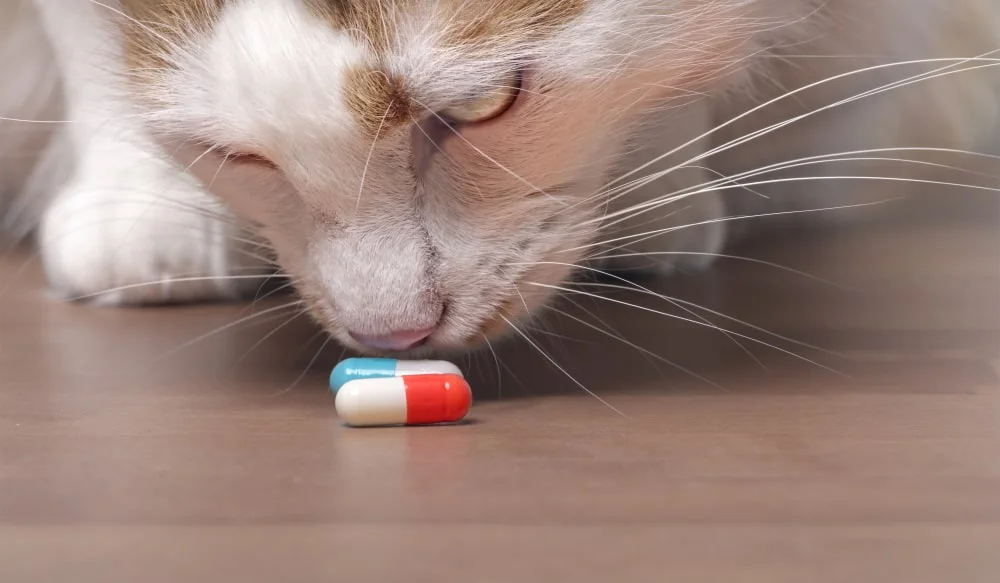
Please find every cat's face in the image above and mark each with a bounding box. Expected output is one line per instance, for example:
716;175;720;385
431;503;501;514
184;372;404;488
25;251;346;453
119;0;778;354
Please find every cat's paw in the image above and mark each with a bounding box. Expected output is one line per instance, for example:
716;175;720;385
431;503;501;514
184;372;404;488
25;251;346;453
38;162;269;305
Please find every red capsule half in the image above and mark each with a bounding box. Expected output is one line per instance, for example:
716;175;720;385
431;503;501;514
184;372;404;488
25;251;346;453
335;374;472;427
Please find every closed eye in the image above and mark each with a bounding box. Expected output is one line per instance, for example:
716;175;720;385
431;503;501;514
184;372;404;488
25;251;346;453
219;147;278;169
440;71;522;125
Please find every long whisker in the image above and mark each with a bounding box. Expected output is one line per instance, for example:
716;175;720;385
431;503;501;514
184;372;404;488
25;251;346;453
569;199;896;256
551;300;728;391
500;314;628;417
602;54;1000;194
594;149;1000;227
272;334;334;397
100;144;223;269
63;273;283;302
480;333;505;401
570;252;852;289
557;295;672;374
234;308;311;366
85;0;186;55
411;97;564;203
206;151;234;192
154;300;306;361
572;58;1000;219
249;278;297;314
688;61;1000;172
409;113;487;200
521;260;765;367
607;146;1000;203
571;280;840;357
0;226;274;304
525;281;847;376
356;101;394;211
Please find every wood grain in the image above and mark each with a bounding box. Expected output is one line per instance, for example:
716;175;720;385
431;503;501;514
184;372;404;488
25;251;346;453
1;194;998;582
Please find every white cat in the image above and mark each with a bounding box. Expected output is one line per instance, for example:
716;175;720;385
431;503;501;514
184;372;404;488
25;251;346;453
1;0;998;354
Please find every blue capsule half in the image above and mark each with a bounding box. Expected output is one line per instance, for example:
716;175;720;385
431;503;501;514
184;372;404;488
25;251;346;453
329;358;464;393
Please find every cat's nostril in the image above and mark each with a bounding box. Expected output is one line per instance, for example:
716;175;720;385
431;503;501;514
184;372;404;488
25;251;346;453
348;326;437;352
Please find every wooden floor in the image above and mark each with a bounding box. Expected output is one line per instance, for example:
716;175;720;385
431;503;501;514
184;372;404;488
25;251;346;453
1;193;998;582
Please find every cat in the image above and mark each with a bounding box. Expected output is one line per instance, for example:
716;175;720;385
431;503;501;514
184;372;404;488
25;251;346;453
1;0;998;354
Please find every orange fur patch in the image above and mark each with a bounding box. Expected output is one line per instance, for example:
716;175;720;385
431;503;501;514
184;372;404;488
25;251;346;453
439;0;587;47
120;0;224;77
343;67;414;136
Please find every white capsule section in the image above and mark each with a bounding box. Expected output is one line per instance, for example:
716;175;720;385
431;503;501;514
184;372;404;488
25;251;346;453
335;377;408;427
335;374;473;428
394;360;462;377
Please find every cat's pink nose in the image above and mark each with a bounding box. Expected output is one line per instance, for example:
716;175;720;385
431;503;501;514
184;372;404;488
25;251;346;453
348;326;437;352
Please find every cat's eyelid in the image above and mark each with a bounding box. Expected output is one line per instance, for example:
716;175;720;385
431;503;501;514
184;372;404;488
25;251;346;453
218;146;278;169
440;71;523;125
194;140;276;168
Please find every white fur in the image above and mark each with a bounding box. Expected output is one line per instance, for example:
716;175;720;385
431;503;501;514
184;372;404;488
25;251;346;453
4;0;267;304
1;0;998;351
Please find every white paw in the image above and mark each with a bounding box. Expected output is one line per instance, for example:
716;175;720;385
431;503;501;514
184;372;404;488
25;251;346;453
38;157;270;305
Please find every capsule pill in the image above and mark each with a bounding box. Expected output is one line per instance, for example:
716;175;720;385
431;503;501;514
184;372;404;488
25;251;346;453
330;357;463;393
335;374;472;427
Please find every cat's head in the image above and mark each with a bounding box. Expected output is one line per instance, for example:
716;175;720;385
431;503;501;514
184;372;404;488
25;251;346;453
118;0;785;355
